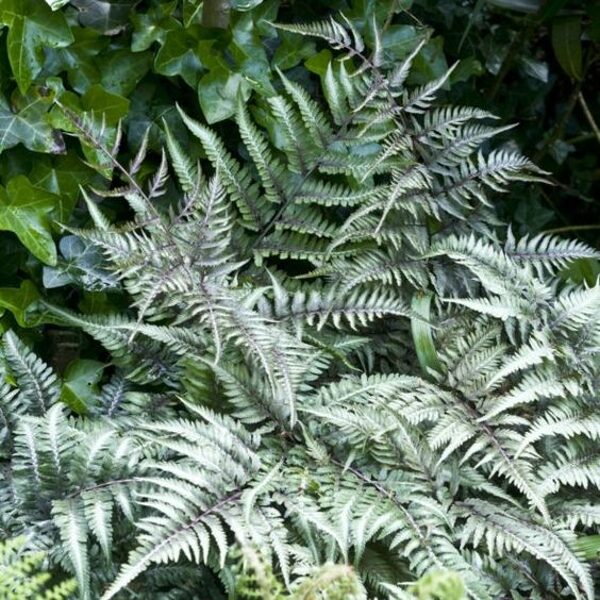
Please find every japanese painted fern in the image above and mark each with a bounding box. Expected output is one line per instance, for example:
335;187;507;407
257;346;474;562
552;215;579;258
2;13;600;600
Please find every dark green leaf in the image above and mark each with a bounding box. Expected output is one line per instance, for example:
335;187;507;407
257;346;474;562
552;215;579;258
197;66;250;124
61;359;104;414
43;235;117;290
154;26;209;88
0;176;59;265
29;154;96;222
0;0;73;93
45;27;108;94
0;88;65;154
273;32;316;70
552;16;583;80
81;85;130;125
305;50;333;76
100;49;153;97
408;36;448;85
0;280;40;327
131;0;179;51
71;0;138;35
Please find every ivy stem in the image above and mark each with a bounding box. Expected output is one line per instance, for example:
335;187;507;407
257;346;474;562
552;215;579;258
577;92;600;146
542;224;600;235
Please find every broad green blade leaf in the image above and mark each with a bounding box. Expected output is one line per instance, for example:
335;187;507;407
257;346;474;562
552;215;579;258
574;535;600;560
0;0;73;94
552;16;583;80
410;292;443;375
61;359;104;414
29;154;96;222
154;27;209;88
0;281;41;327
197;67;251;124
0;176;59;265
0;89;66;154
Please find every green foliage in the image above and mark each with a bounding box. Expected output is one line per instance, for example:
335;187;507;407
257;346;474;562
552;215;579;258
407;571;466;600
0;536;76;599
413;0;600;245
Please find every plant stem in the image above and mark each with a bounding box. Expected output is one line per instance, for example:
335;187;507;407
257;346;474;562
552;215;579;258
542;224;600;234
578;92;600;146
202;0;230;29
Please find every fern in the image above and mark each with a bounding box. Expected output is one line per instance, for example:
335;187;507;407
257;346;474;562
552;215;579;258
1;10;599;600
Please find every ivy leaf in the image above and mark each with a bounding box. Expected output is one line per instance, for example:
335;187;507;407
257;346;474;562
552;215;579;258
231;0;264;10
43;235;118;291
230;11;275;95
61;359;104;414
154;26;210;88
71;0;139;35
182;0;203;27
29;154;96;222
197;66;250;124
408;37;448;85
81;85;130;125
131;1;179;51
0;0;74;94
45;27;109;94
552;16;582;81
273;32;316;70
0;176;59;265
99;49;153;97
0;280;41;327
0;89;66;154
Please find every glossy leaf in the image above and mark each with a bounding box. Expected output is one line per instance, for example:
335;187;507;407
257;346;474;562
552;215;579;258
0;89;66;155
46;27;109;94
99;50;153;97
131;0;178;51
29;154;96;223
71;0;138;35
154;26;209;87
0;176;59;265
197;67;251;124
43;235;118;291
552;16;583;81
61;359;104;414
410;292;442;376
273;32;316;70
0;0;73;93
0;280;41;327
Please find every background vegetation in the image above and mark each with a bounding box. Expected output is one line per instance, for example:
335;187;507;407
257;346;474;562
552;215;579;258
0;0;598;343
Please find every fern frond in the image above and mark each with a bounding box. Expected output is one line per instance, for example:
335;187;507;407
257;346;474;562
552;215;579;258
2;331;59;416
